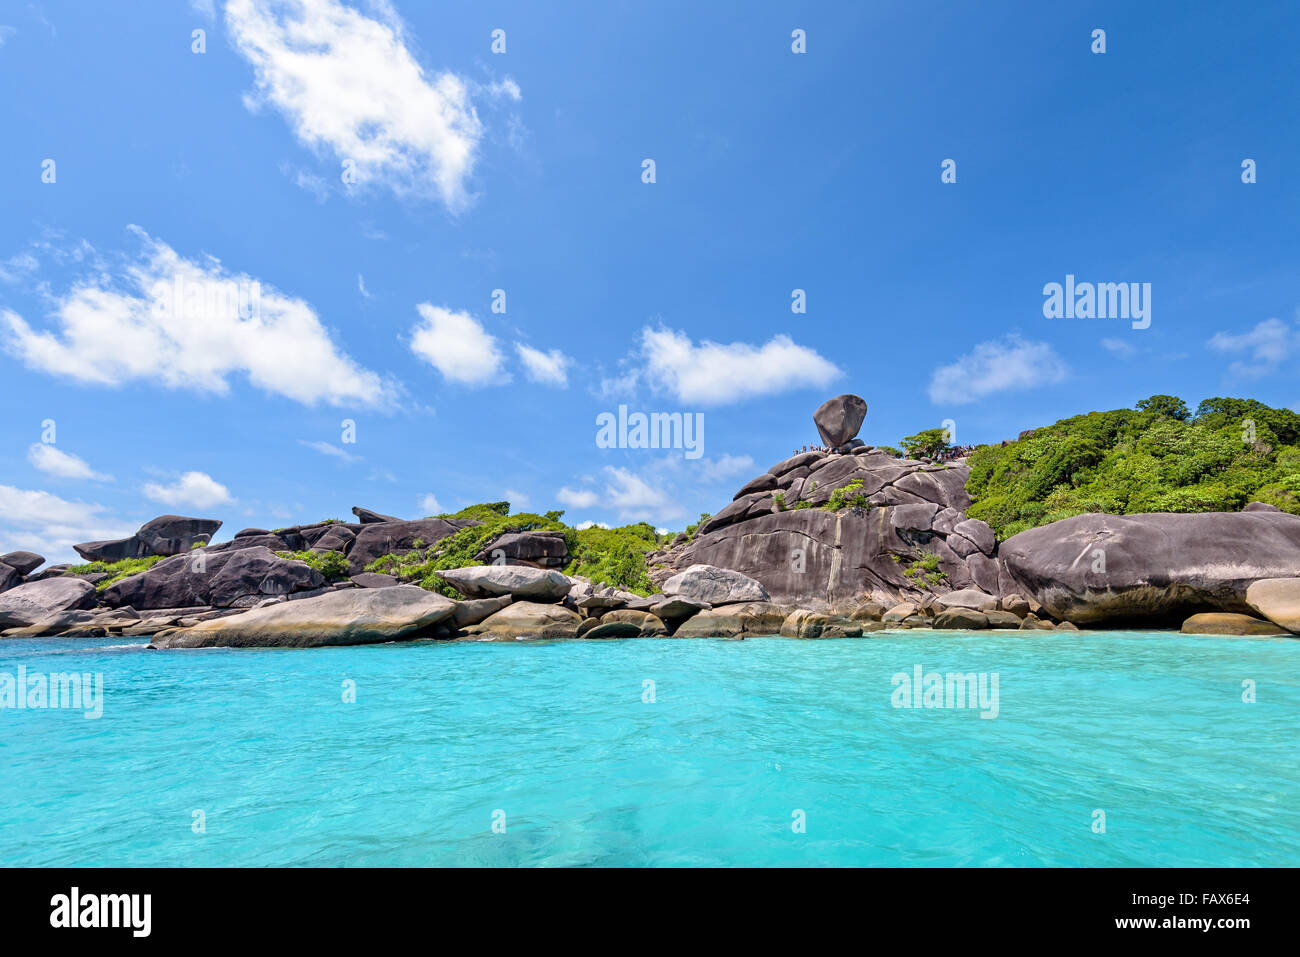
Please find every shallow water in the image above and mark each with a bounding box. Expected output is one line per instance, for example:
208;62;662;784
1;630;1296;866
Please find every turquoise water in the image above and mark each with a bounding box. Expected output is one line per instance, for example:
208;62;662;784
1;630;1297;867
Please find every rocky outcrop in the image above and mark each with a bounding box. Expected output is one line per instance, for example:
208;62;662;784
152;585;455;649
436;565;571;602
1000;511;1300;625
1180;612;1288;636
352;506;402;524
346;518;477;573
473;531;569;569
672;602;787;638
1244;578;1300;634
74;515;222;563
0;563;20;594
0;578;98;629
663;564;769;605
465;601;583;639
102;546;324;610
1;551;44;576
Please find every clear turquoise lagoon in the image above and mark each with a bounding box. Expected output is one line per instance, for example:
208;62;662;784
2;631;1297;867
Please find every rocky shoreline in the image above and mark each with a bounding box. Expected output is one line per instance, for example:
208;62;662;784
2;393;1298;647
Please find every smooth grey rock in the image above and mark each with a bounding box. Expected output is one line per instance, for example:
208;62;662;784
436;565;572;602
474;531;569;569
352;506;403;524
350;573;400;588
1244;578;1300;634
466;601;583;639
0;578;98;629
672;602;786;638
1;551;44;576
662;564;769;606
347;518;477;574
451;595;514;629
152;585;455;649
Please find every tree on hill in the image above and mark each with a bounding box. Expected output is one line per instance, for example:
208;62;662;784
964;396;1300;539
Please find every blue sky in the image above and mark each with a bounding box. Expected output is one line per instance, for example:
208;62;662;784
2;0;1298;560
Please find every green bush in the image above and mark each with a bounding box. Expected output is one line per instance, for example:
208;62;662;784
276;550;350;581
966;396;1300;538
66;555;166;590
823;480;870;511
900;429;952;459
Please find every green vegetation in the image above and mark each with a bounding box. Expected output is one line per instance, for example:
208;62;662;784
892;551;946;586
772;491;787;511
66;555;167;590
684;512;711;539
900;429;952;459
966;395;1300;539
823;480;870;511
276;550;351;581
876;445;903;458
564;522;663;595
367;506;570;597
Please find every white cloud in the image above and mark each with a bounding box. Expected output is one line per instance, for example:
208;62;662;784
574;520;610;530
1207;317;1297;379
0;25;14;48
357;273;371;298
418;493;442;514
2;227;391;407
695;453;755;482
640;326;840;405
409;304;505;385
27;443;111;481
0;252;37;283
190;0;216;17
0;484;133;559
927;335;1067;405
505;488;530;509
226;0;489;209
515;343;570;387
142;471;234;509
299;439;360;463
279;161;332;202
602;466;686;522
557;486;599;509
1100;337;1137;359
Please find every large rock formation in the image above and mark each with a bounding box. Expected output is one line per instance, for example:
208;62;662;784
1244;578;1300;634
152;585;456;649
74;515;222;563
102;546;325;609
436;565;571;601
652;449;992;608
0;578;98;629
1000;511;1300;625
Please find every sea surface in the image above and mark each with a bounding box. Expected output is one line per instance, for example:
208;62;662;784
1;630;1297;867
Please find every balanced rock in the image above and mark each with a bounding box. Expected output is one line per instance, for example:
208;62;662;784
152;585;455;649
137;515;223;555
436;565;571;602
663;564;769;606
474;531;569;569
352;506;402;524
813;394;867;448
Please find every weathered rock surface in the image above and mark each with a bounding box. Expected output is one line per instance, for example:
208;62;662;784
0;563;20;593
0;578;98;629
662;564;769;606
75;515;222;563
450;595;513;629
352;506;402;524
1181;612;1289;637
599;609;668;636
1244;578;1300;634
346;518;477;574
152;585;455;649
350;573;399;588
436;565;571;602
467;601;583;639
474;531;569;569
1001;511;1300;625
932;607;989;629
672;602;786;638
1;551;44;576
102;546;324;610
